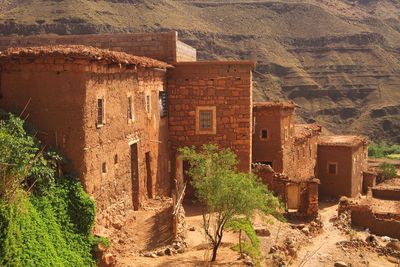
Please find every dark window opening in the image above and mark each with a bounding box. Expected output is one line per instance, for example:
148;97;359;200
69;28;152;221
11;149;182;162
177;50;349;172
159;91;168;117
199;110;213;130
102;162;107;173
97;98;104;126
114;154;118;164
261;129;268;139
328;163;337;174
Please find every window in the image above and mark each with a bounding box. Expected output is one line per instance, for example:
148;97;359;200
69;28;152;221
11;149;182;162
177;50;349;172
327;162;337;175
102;162;107;174
127;96;133;120
159;91;168;117
145;94;151;113
97;97;105;127
114;154;118;165
196;106;216;134
261;129;268;140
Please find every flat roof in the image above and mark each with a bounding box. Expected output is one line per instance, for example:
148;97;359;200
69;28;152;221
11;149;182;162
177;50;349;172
318;135;368;147
253;101;296;109
173;60;256;70
0;45;171;69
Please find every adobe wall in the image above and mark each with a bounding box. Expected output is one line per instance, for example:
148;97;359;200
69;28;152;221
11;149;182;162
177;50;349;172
347;204;400;239
317;145;354;197
289;134;319;180
168;62;254;173
363;172;377;194
0;31;196;63
350;144;368;197
0;58;170;226
82;68;170;218
371;188;400;200
0;60;88;175
252;106;294;172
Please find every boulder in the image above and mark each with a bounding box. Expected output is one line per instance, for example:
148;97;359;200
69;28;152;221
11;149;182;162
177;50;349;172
102;253;115;266
255;227;271;237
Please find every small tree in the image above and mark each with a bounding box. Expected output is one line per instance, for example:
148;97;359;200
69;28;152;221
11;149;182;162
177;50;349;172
377;162;397;183
179;144;282;262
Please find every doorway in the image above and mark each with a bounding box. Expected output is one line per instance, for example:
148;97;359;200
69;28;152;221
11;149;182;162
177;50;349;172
145;152;153;199
131;143;140;210
286;184;300;210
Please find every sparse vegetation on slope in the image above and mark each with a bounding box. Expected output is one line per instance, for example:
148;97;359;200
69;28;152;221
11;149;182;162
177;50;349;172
0;113;102;266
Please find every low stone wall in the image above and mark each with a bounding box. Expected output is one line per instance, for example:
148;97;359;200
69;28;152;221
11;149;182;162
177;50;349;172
340;203;400;239
371;187;400;200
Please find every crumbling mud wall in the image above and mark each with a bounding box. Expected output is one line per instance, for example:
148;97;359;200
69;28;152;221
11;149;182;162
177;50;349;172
371;188;400;200
362;171;377;194
0;31;196;63
339;202;400;239
168;61;254;173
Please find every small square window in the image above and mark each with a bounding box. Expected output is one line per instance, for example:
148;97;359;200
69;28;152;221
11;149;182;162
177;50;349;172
127;96;133;120
261;129;268;140
196;106;216;134
328;162;337;175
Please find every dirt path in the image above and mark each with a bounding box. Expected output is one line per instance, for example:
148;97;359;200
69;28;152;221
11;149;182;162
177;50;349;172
292;202;345;266
292;202;397;267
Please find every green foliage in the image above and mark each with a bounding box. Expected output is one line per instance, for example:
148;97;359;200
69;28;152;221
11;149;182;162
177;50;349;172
369;143;400;159
178;144;282;261
377;162;397;183
387;154;400;160
227;218;262;266
0;114;100;266
0;113;61;202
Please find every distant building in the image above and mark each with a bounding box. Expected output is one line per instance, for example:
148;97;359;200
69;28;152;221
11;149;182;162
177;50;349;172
317;135;368;198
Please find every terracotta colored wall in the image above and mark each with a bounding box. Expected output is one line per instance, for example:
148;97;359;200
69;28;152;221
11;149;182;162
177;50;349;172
350;145;368;197
0;59;170;225
0;31;196;63
371;188;400;200
288;135;319;180
317;146;353;197
349;205;400;239
252;107;294;172
362;172;376;194
82;68;170;217
168;62;253;173
0;63;87;175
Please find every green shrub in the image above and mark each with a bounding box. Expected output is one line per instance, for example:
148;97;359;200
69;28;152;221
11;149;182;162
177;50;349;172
0;113;100;266
377;162;397;183
369;143;400;159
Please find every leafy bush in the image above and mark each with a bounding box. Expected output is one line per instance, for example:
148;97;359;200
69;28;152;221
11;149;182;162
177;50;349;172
179;144;282;262
377;162;397;183
0;113;100;266
369;143;400;158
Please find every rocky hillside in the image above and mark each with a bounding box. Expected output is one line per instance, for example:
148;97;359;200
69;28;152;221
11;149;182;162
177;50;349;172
0;0;399;143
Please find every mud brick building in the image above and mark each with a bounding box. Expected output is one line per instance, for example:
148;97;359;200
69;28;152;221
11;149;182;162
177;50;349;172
0;46;172;224
317;135;368;198
0;32;254;222
252;102;321;216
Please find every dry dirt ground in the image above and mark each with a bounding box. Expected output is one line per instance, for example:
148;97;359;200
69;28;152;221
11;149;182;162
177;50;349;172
109;200;398;267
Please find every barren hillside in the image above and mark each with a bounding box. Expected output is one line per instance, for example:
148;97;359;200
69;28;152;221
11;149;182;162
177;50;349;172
0;0;399;142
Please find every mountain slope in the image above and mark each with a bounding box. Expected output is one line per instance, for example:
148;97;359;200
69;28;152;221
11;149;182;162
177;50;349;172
0;0;399;142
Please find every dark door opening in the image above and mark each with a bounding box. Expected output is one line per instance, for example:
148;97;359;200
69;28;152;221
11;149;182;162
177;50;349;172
130;143;140;210
145;152;153;199
183;160;196;200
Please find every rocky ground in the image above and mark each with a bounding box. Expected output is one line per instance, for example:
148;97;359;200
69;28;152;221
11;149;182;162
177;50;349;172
99;199;399;266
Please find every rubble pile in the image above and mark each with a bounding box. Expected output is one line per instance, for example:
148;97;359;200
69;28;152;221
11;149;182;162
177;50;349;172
331;210;352;234
337;237;400;259
142;240;188;258
290;216;323;237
